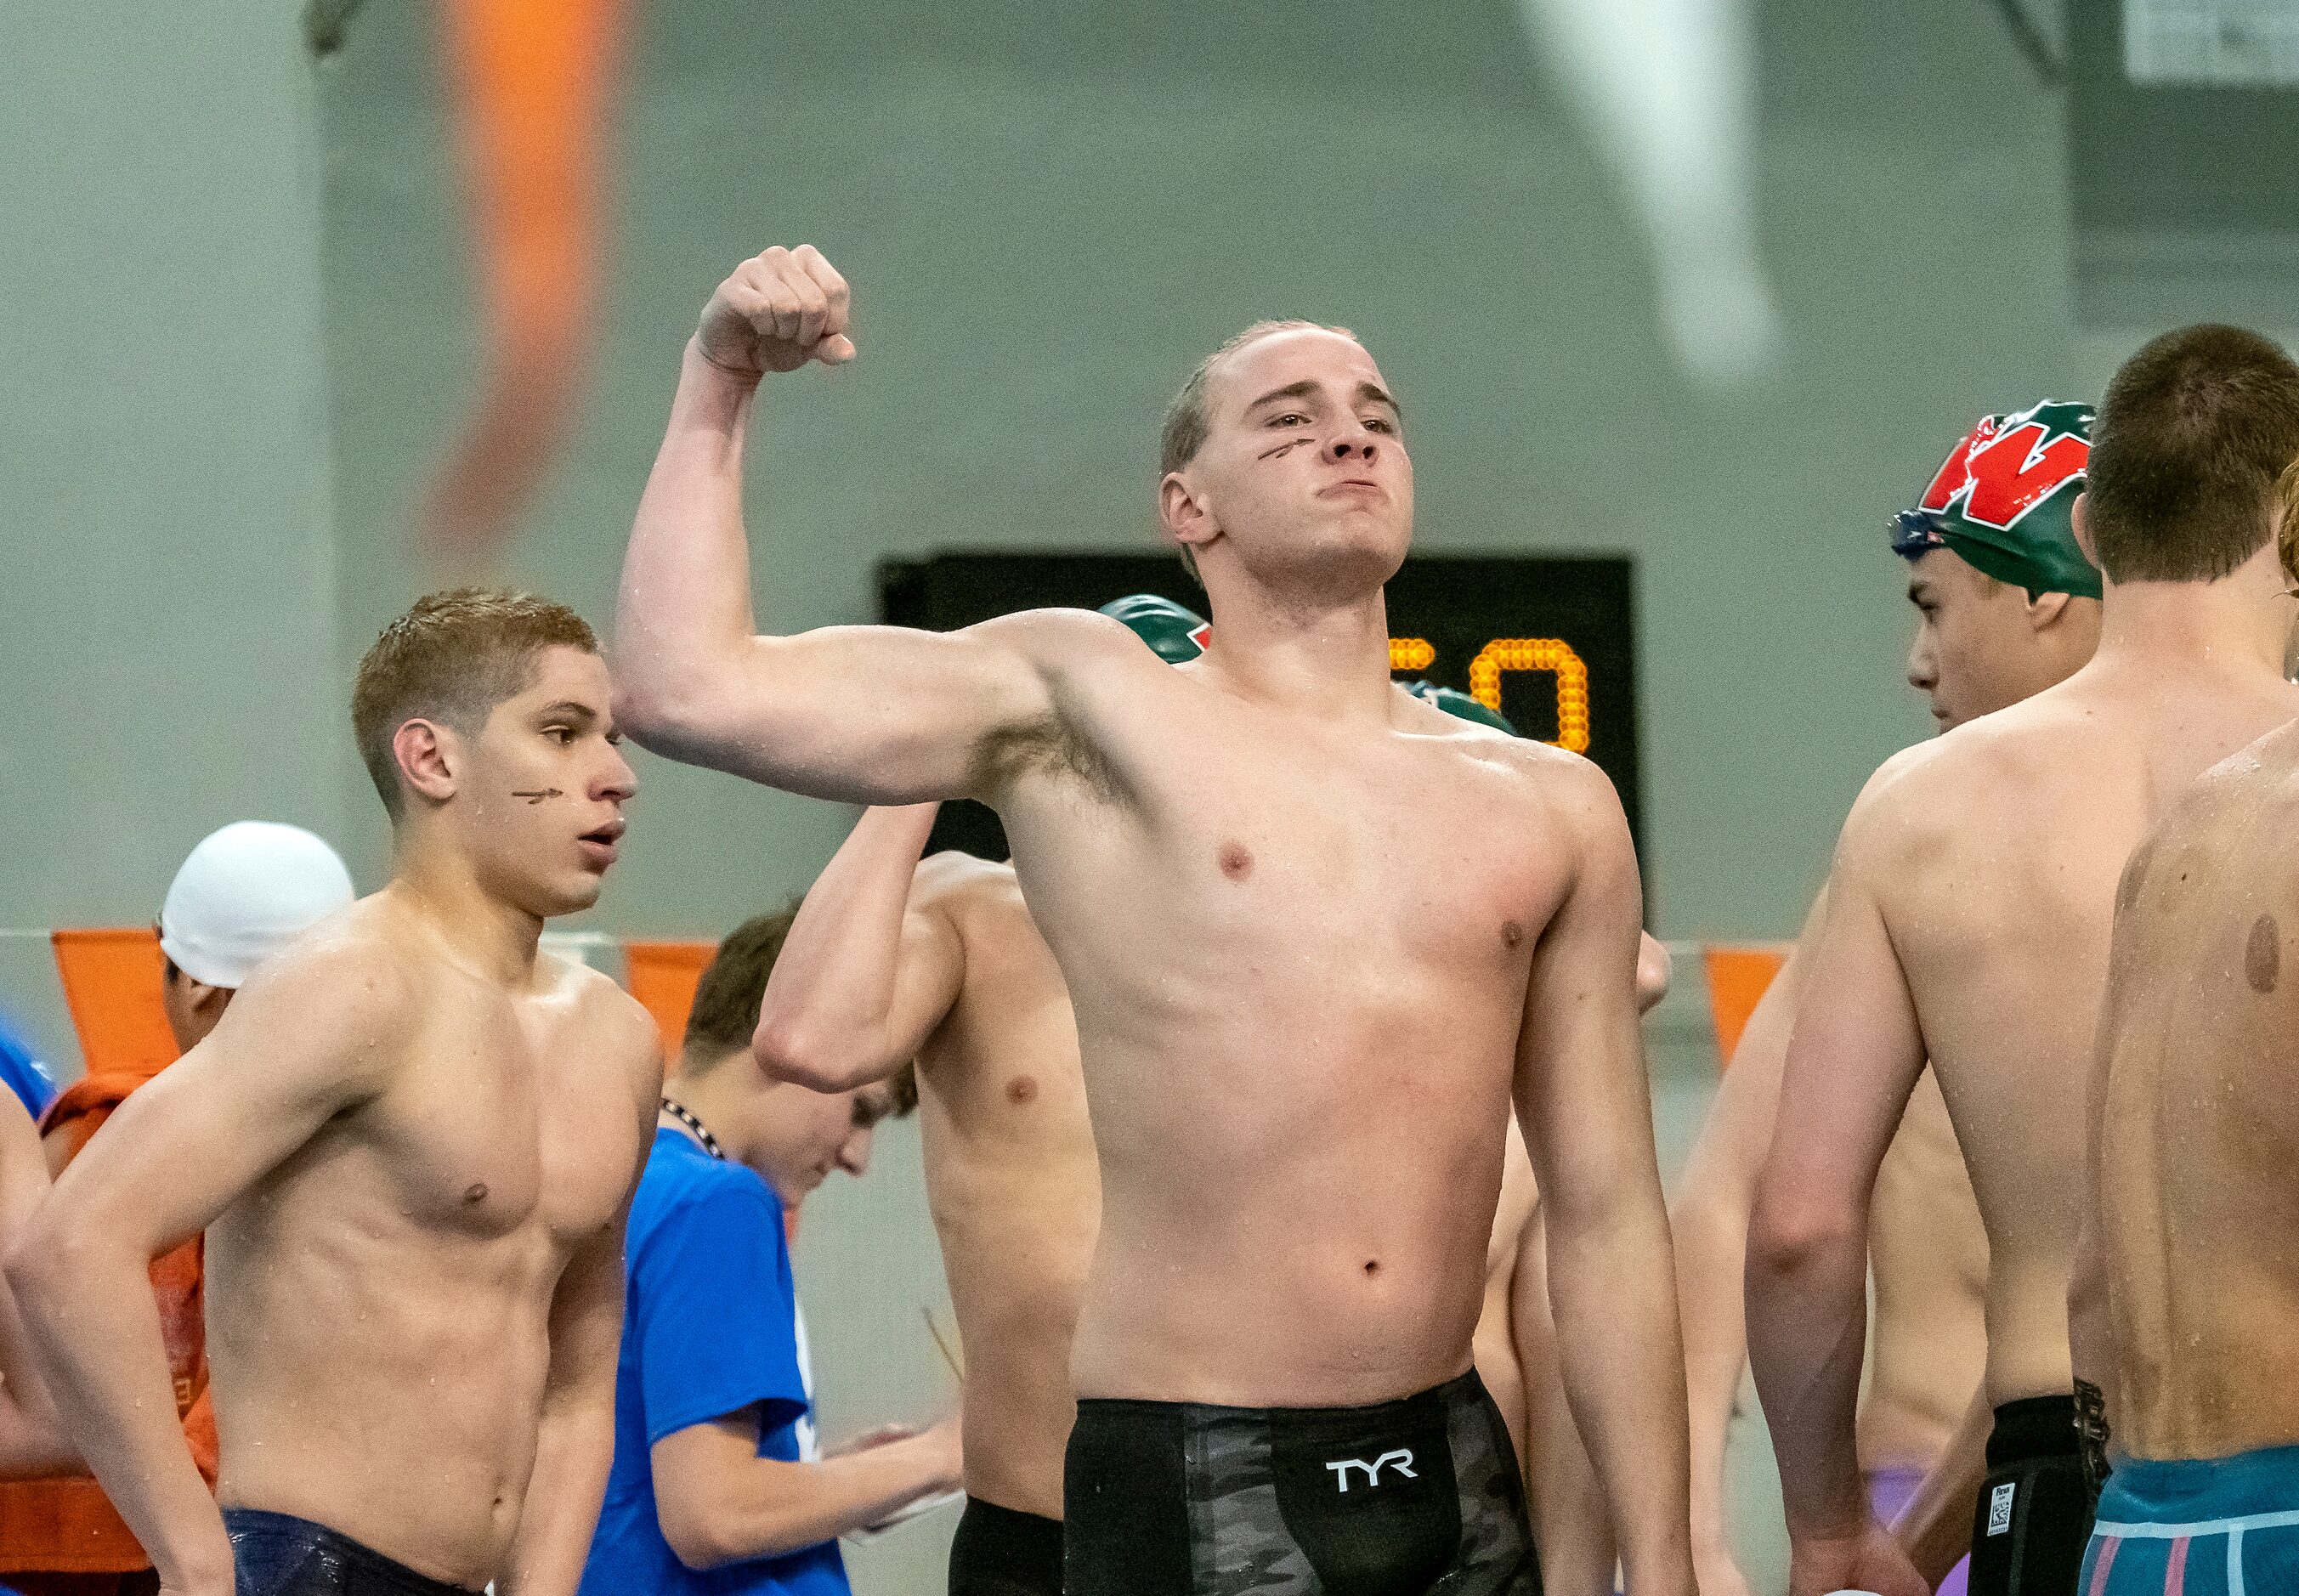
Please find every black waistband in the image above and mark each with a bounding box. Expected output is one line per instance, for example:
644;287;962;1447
1986;1395;2081;1469
222;1508;484;1596
1075;1367;1484;1427
953;1493;1066;1591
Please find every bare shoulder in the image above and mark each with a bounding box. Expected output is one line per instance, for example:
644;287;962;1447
964;606;1167;680
2138;716;2299;874
912;847;1020;908
2199;711;2299;801
144;900;429;1119
1452;728;1628;836
1847;684;2125;864
913;850;1041;955
1827;716;2030;876
222;899;422;1056
542;954;662;1070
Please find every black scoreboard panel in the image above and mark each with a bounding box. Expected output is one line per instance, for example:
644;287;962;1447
877;552;1642;864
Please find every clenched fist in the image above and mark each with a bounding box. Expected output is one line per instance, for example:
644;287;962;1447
694;245;855;377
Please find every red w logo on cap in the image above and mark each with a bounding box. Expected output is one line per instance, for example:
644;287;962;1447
1919;416;2089;532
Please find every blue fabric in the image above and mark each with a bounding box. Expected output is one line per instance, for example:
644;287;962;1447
0;1014;56;1120
578;1129;847;1596
2084;1446;2299;1593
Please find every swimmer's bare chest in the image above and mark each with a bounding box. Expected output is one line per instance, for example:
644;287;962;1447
1009;688;1584;1403
1007;689;1566;1067
207;964;650;1578
927;873;1087;1131
1001;690;1577;1299
212;968;644;1365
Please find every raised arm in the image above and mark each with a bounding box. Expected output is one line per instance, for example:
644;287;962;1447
614;246;1095;805
1744;815;1928;1596
4;940;405;1596
1515;762;1693;1596
753;804;967;1092
1668;891;1823;1596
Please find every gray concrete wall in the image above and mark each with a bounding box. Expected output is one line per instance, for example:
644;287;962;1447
0;2;351;936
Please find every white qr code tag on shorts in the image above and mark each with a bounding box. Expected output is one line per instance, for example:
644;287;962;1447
1987;1481;2016;1536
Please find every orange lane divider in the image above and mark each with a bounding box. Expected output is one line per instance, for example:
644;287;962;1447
625;940;714;1057
1700;944;1790;1072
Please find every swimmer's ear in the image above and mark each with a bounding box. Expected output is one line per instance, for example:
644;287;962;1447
2025;590;2075;631
2070;491;2099;569
391;716;461;808
1159;471;1214;564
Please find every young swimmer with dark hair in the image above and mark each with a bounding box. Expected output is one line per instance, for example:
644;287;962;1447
579;910;957;1596
9;590;661;1596
2074;456;2299;1592
760;595;1665;1596
618;247;1694;1596
1674;402;2101;1596
1746;331;2299;1596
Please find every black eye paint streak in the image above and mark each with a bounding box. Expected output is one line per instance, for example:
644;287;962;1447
511;789;563;805
2247;914;2279;994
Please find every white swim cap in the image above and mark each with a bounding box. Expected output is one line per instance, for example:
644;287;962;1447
159;822;356;989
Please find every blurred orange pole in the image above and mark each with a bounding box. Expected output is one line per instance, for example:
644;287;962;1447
423;0;628;560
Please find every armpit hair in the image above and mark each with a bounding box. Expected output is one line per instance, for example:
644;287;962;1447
971;706;1131;806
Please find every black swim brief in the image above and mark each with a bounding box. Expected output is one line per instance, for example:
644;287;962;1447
949;1495;1065;1596
224;1510;481;1596
1967;1394;2108;1596
1063;1367;1540;1595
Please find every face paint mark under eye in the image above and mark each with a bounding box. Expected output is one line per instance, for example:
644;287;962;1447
1258;437;1317;461
511;789;563;805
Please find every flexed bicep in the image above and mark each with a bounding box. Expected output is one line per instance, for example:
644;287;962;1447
616;246;1124;806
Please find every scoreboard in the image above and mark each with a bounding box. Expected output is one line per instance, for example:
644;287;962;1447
877;552;1642;862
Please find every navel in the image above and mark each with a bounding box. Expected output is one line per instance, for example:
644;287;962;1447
2247;914;2279;994
1220;843;1253;880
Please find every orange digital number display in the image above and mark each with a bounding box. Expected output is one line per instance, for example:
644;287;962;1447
1469;638;1589;753
1390;637;1591;754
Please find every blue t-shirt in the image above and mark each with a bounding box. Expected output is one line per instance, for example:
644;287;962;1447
578;1129;848;1596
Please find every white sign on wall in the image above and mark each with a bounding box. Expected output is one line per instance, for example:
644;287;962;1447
2126;0;2299;85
